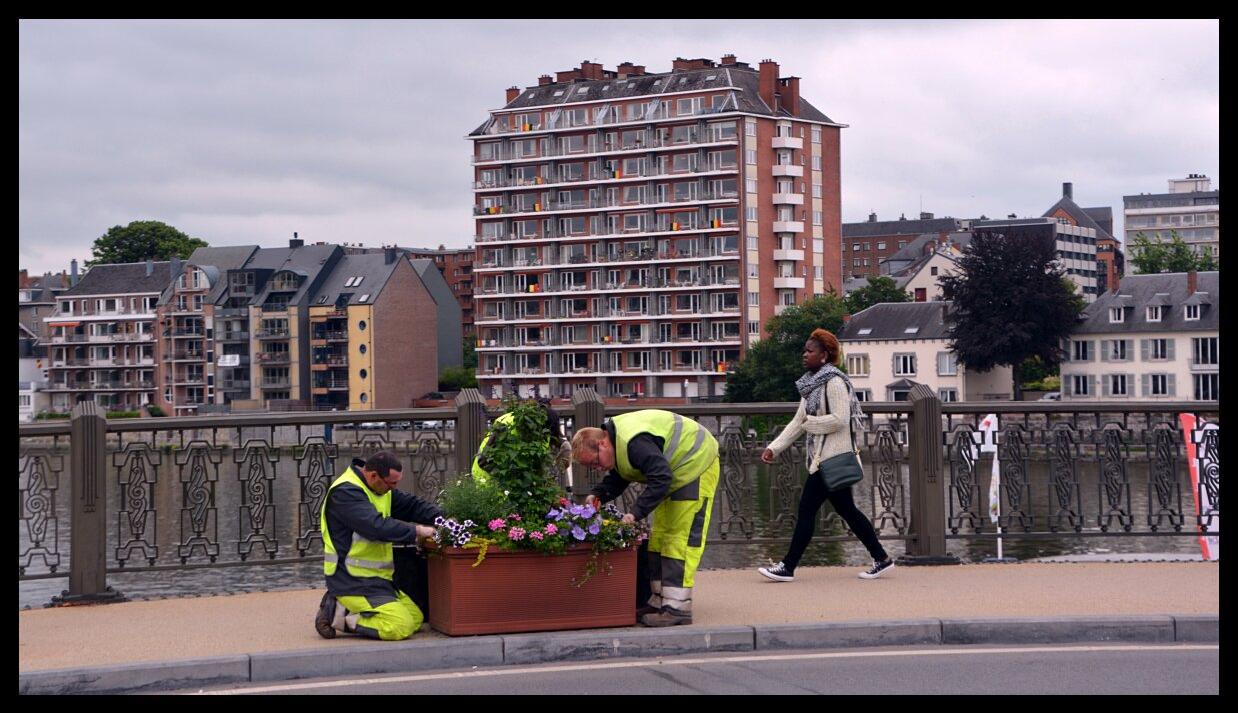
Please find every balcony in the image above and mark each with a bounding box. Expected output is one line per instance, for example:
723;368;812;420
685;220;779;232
259;303;291;313
255;329;291;340
170;328;204;338
774;277;806;289
313;356;349;367
772;136;804;150
474;164;740;195
221;380;251;391
217;306;249;318
313;379;350;391
772;221;805;233
259;379;292;390
256;352;291;365
473;190;738;221
772;193;804;205
219;330;249;342
772;165;804;178
772;249;806;261
312;330;348;342
472;128;739;165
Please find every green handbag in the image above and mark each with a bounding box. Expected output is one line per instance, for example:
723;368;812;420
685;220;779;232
814;376;863;491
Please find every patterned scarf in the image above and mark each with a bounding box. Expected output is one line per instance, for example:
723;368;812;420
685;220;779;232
795;363;866;434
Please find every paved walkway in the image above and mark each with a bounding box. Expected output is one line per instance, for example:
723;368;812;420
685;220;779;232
18;562;1219;693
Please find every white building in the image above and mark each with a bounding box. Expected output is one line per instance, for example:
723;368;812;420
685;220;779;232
1124;174;1220;267
18;356;49;422
1061;271;1218;401
837;301;1012;402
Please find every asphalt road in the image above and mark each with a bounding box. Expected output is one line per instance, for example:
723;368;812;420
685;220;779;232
185;643;1220;695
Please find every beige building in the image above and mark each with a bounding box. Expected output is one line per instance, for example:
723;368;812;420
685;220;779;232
1061;271;1218;401
838;302;1012;402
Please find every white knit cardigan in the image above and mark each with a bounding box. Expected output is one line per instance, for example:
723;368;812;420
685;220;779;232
766;377;858;473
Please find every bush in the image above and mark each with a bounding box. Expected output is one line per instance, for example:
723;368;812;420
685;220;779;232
1022;375;1061;392
437;475;510;528
106;410;141;419
146;405;166;417
35;411;71;420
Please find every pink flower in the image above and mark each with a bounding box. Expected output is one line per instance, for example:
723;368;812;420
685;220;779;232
509;527;526;541
508;513;522;522
545;524;558;535
529;530;544;541
559;497;570;507
488;519;506;531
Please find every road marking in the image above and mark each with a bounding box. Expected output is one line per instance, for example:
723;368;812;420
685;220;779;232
191;644;1219;695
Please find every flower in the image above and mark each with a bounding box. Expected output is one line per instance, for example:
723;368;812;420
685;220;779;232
529;530;544;541
463;520;475;528
508;513;522;522
546;508;560;519
569;504;584;517
580;505;596;519
571;525;586;541
434;516;446;527
559;497;570;507
488;518;506;531
588;521;601;536
545;524;559;535
509;527;526;541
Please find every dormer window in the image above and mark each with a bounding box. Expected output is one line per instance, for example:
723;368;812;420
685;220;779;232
1185;304;1200;321
857;328;873;336
1146;306;1162;322
1109;307;1125;323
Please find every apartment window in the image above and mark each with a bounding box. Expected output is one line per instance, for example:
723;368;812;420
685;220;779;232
814;266;823;279
1109;307;1124;323
747;292;759;306
1072;375;1091;397
812;183;822;198
853;243;861;252
747;236;758;250
813;211;823;226
1184;304;1200;321
1148;338;1169;360
677;97;702;116
1072;340;1091;361
747;264;758;278
745;179;758;193
1147;374;1170;396
811;156;821;170
745;120;756;136
745;207;758;222
894;353;916;376
811;127;821;143
748;321;760;335
936;351;958;376
846;353;869;376
938;388;959;403
1146;306;1163;322
1108;340;1128;361
745;150;757;165
813;239;824;253
1193;337;1218;365
1194;373;1219;400
876;242;886;250
1108;374;1129;396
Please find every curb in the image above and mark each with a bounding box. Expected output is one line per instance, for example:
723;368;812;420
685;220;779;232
19;614;1218;695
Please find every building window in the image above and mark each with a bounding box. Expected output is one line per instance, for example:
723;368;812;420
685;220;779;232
894;353;916;376
1194;373;1219;400
1146;306;1163;322
852;243;861;252
854;389;871;402
930;267;938;276
1185;304;1200;321
747;292;759;306
1073;340;1091;361
746;264;758;278
936;351;957;376
876;242;886;250
748;321;760;335
1109;307;1124;323
745;149;757;165
811;127;821;143
938;388;958;402
813;239;824;253
745;207;758;222
1193;337;1218;365
1072;375;1091;396
813;211;823;226
811;156;821;170
812;183;822;198
814;266;823;279
1110;374;1129;397
747;236;758;250
745;119;756;137
846;353;869;376
1149;338;1169;360
1108;340;1128;361
1148;374;1169;396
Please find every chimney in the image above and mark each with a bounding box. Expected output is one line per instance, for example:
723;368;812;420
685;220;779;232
290;232;304;249
1007;213;1017;219
1187;269;1197;294
616;62;646;77
868;212;878;223
555;68;582;83
70;259;78;286
758;59;779;110
538;74;553;86
1062;182;1073;200
721;53;737;66
899;213;906;221
146;258;153;276
672;57;714;71
18;269;27;287
780;76;801;117
505;86;520;103
920;211;934;220
384;247;398;265
579;60;604;80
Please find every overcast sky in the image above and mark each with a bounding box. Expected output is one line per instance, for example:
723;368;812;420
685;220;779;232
19;19;1219;275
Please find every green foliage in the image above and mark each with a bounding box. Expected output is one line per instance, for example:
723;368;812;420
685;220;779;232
482;397;560;519
724;294;847;402
1016;356;1057;386
844;275;911;315
438;475;511;527
35;411;71;420
145;405;166;417
939;228;1084;388
1022;375;1061;392
462;335;478;370
439;366;477;391
105;410;141;419
1130;231;1218;273
87;220;208;267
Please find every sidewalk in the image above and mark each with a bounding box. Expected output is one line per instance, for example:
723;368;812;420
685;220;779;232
19;562;1219;694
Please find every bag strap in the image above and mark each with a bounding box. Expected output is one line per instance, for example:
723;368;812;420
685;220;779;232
821;376;859;454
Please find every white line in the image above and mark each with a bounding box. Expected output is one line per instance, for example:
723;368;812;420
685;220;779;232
191;644;1219;695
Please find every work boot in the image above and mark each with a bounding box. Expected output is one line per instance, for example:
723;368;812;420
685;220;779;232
636;604;659;618
315;591;338;639
640;607;692;627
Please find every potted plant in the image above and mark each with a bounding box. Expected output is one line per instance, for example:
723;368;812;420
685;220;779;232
427;398;647;636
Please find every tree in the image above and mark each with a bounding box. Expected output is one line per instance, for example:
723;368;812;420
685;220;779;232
87;220;208;267
439;366;478;392
724;293;847;402
462;335;478;371
844;275;911;315
1129;231;1218;274
938;227;1084;400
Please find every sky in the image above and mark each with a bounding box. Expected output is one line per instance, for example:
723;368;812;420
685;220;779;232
18;19;1219;275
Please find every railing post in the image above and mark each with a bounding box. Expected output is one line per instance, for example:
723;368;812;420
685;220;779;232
52;401;125;605
455;388;487;478
900;385;960;566
570;388;606;502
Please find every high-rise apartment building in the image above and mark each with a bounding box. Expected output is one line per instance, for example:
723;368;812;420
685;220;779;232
1124;174;1220;268
469;56;844;400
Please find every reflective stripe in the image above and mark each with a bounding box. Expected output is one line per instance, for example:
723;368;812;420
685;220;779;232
664;415;684;464
661;585;693;609
679;425;707;467
346;557;394;571
324;553;339;565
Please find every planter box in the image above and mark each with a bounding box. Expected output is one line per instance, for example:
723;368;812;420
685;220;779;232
428;544;637;636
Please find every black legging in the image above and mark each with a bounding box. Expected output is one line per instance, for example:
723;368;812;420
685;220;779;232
782;472;888;572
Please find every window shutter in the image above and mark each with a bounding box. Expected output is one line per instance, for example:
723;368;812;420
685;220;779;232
1100;341;1109;362
1167;340;1176;361
1064;376;1072;397
1124;340;1134;361
1142;374;1150;396
911;355;917;375
1168;374;1176;397
1102;375;1110;397
1089;375;1097;397
1126;374;1136;396
1140;339;1149;361
892;354;898;375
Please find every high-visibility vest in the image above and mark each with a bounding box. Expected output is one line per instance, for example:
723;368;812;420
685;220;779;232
612;410;718;490
320;467;395;581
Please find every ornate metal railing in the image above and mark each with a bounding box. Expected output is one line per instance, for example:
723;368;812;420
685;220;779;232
18;389;1219;606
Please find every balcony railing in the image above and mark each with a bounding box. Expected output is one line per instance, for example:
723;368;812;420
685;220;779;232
259;379;292;389
257;352;291;364
475;163;739;192
312;330;349;341
474;188;738;219
255;329;291;339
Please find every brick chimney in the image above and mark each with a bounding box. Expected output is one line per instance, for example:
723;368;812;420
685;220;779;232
555;68;582;83
780;76;801;116
290;232;303;249
868;212;878;222
18;269;28;288
758;59;779;110
505;86;520;103
672;57;714;71
1187;269;1197;294
579;60;604;80
721;53;737;66
616;62;646;77
538;74;553;86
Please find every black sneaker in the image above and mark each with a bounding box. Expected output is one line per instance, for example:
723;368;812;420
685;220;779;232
859;558;895;580
315;590;338;639
758;561;795;582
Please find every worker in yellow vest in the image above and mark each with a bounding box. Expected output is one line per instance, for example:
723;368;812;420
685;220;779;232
315;451;441;640
572;410;719;627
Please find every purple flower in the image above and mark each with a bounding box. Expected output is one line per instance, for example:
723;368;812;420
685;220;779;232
546;508;561;520
580;505;596;519
509;527;526;541
588;521;601;536
569;504;584;517
571;525;586;541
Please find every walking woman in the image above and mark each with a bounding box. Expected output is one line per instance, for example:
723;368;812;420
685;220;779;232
757;328;895;582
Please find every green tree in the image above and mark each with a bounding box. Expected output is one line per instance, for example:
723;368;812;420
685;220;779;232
439;365;478;392
1129;231;1218;274
724;293;847;402
844;275;911;315
939;227;1084;400
87;220;208;267
462;335;478;370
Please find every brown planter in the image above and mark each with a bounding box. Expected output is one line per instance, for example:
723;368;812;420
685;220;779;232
427;544;637;636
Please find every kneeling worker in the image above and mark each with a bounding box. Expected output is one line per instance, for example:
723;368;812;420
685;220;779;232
316;450;442;640
572;410;718;627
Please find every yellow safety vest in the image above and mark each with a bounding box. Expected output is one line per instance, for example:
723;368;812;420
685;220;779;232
320;467;394;581
612;410;718;491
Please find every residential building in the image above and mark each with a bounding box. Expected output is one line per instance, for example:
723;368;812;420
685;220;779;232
18;356;49;422
408;258;464;374
1095;236;1125;294
843;213;961;279
20;268;72;349
469;55;844;399
43;260;174;413
1124;174;1220;268
837;302;1012;402
405;246;475;336
1061;271;1218;401
896;246;963;302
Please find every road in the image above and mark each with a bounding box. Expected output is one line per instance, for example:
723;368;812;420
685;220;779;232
184;643;1219;695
